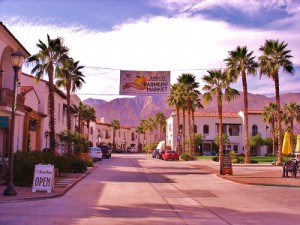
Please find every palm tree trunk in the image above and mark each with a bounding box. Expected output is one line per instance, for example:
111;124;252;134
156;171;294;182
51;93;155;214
48;67;56;152
291;119;294;151
66;81;72;155
182;108;186;152
271;122;276;156
242;73;250;163
274;74;283;164
218;92;223;174
188;109;193;155
176;106;181;152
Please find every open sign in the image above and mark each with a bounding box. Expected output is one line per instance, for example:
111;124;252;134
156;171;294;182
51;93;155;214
32;164;54;193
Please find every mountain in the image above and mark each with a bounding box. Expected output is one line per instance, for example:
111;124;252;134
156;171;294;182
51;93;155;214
83;92;300;126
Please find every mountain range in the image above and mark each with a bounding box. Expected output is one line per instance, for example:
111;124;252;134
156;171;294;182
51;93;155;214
83;92;300;126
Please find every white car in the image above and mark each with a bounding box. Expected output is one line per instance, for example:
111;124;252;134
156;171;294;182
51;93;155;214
127;147;138;153
89;147;103;160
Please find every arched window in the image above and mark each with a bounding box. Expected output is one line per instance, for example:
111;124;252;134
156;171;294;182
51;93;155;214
252;125;258;136
203;125;209;134
131;132;135;141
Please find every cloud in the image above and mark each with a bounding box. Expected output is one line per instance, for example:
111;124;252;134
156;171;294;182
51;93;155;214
3;11;299;101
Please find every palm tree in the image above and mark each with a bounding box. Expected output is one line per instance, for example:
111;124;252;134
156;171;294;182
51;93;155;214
282;102;300;150
259;39;295;164
56;57;85;154
77;101;86;134
225;46;258;163
136;125;145;152
27;34;69;152
167;83;184;151
155;112;166;141
147;117;156;146
178;73;200;153
56;57;85;131
202;69;239;174
262;103;277;155
81;105;96;141
110;119;121;152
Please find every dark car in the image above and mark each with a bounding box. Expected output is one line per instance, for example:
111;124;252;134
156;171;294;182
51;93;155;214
99;145;112;159
151;149;159;158
156;150;166;159
162;150;179;161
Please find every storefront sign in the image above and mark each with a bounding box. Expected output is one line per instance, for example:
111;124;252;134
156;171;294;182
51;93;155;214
32;164;54;193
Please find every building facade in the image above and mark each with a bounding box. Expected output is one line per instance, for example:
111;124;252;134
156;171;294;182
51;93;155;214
166;110;269;156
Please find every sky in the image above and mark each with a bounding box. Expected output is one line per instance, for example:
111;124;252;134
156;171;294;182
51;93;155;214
1;0;299;101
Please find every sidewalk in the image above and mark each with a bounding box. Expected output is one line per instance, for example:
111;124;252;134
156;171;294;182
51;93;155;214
0;168;93;204
1;159;300;204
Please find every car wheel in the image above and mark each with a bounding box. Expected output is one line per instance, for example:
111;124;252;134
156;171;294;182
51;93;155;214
106;155;110;159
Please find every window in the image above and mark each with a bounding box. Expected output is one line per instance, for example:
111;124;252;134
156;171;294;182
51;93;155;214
57;103;61;122
252;125;258;136
203;125;209;134
228;124;239;136
131;132;135;141
194;125;197;133
90;127;93;135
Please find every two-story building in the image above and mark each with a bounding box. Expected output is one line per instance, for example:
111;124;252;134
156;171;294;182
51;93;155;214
166;110;269;156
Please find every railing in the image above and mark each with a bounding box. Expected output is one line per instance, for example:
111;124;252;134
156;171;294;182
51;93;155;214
0;88;25;112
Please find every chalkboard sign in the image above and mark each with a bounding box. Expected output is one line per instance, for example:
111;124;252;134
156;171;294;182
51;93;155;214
221;154;233;175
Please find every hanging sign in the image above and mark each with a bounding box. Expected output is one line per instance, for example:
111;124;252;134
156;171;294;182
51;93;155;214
0;116;9;128
32;164;55;193
120;70;170;96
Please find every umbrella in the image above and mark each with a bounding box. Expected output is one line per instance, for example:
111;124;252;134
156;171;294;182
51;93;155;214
282;132;292;155
295;135;300;153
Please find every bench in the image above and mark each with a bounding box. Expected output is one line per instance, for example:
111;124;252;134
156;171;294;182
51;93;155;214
282;159;298;178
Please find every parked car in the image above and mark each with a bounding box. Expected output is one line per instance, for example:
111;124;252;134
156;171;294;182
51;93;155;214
151;149;159;158
127;147;138;153
89;147;102;161
156;149;166;159
162;150;179;161
99;145;112;159
115;148;126;153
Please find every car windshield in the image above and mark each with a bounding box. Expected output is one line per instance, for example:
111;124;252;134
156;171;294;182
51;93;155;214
167;150;175;153
90;147;101;152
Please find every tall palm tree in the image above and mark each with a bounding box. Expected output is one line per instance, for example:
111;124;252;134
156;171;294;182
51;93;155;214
56;57;85;131
56;57;85;154
110;119;121;152
262;103;277;155
202;69;239;174
155;112;166;141
224;46;258;163
147;117;157;146
259;39;295;164
167;83;184;151
81;105;96;141
27;34;69;152
282;102;300;150
136;125;145;152
177;73;200;153
77;101;86;134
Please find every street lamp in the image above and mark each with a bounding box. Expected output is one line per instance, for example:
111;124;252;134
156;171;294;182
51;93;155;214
3;50;25;196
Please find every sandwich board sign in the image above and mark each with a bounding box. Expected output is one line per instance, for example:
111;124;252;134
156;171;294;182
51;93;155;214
221;154;233;175
32;164;54;193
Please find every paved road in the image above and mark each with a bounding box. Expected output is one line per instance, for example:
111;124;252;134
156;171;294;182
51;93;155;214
1;154;300;225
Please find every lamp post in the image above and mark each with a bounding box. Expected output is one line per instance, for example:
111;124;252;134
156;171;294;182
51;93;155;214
3;50;25;196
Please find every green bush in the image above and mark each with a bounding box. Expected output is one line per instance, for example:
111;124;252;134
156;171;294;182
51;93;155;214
212;156;219;162
180;152;195;161
12;151;93;187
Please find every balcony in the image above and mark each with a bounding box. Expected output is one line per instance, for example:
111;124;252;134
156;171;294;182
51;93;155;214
0;88;25;112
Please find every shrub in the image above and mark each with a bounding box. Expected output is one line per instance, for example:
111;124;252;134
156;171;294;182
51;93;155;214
12;151;93;187
180;152;196;161
212;156;219;162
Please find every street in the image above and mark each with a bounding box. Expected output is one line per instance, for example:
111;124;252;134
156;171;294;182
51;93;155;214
1;154;300;225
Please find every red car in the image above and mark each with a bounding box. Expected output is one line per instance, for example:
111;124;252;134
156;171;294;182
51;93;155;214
162;150;179;161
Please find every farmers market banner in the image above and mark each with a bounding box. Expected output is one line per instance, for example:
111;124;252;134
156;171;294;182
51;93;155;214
120;70;170;96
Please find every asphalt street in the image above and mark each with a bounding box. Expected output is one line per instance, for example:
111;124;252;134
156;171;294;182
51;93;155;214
1;154;300;225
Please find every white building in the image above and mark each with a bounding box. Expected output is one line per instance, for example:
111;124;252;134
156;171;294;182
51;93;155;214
166;110;269;156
